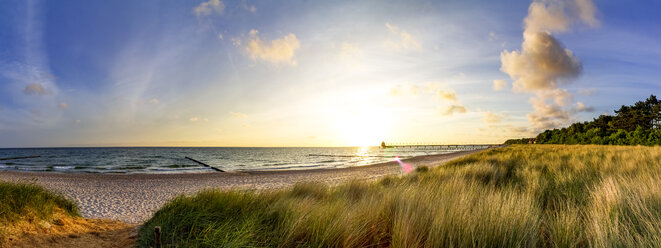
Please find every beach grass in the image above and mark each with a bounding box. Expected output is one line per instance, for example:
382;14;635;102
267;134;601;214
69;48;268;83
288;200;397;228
138;145;661;247
0;182;79;223
0;182;80;241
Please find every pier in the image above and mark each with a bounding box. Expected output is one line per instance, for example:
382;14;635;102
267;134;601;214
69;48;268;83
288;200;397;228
382;142;502;151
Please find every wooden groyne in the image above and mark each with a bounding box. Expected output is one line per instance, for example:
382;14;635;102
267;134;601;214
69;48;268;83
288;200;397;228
185;157;224;172
0;156;41;161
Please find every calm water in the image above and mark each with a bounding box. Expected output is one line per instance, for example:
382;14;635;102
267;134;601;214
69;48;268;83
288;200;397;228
0;146;467;174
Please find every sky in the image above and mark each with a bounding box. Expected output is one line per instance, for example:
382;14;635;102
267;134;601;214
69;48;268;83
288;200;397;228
0;0;660;147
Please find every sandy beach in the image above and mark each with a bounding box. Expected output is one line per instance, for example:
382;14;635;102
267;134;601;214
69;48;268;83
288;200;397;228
0;149;482;223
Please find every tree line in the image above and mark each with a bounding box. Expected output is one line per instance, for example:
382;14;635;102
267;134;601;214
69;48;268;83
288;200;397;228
505;95;661;146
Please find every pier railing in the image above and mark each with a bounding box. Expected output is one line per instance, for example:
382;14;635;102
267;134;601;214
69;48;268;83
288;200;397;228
383;143;503;151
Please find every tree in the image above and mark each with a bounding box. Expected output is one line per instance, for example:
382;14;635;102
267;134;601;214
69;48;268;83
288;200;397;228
532;95;660;146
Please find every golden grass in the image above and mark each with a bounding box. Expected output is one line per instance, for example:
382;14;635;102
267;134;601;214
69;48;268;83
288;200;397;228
140;145;661;247
0;182;137;247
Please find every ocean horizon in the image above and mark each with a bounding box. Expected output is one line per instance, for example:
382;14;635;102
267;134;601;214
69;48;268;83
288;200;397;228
0;146;478;173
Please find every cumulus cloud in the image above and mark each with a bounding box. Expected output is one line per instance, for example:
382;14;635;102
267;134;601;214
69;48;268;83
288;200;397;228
500;0;598;130
244;30;300;65
493;80;508;91
58;102;68;109
524;0;598;33
542;88;573;106
439;105;467;116
500;32;582;91
436;89;457;102
189;117;199;122
384;23;422;51
193;0;225;17
526;95;572;130
229;111;248;118
150;98;160;104
23;83;50;95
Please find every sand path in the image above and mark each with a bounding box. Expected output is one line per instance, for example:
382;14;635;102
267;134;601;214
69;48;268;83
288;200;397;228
0;149;481;224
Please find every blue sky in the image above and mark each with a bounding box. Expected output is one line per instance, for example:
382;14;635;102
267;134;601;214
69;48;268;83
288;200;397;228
0;0;660;147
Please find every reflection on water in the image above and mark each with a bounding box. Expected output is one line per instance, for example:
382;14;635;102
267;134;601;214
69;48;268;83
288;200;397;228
0;146;474;174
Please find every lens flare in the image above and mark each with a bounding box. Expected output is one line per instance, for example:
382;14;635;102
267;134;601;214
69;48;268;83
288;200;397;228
394;156;414;173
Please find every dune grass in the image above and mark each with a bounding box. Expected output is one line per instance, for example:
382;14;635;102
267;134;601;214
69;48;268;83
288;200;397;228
0;182;80;242
138;145;661;247
0;182;79;223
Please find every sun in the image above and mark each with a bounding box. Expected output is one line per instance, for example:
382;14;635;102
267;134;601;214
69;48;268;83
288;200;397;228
334;106;388;147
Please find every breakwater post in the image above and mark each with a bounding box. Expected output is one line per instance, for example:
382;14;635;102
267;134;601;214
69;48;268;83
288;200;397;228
185;156;225;172
154;226;161;248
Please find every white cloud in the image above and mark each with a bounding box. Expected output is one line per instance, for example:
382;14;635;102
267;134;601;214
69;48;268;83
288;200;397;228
543;88;573;106
218;34;223;40
193;0;225;17
493;80;508;91
384;23;422;51
524;0;598;34
499;0;599;131
526;95;572;130
500;32;582;91
244;30;300;65
150;98;160;104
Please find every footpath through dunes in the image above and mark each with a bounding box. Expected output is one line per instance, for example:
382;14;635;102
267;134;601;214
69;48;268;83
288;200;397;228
4;217;138;248
0;149;482;224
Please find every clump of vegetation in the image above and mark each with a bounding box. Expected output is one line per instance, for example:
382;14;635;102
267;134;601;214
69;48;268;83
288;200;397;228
534;95;661;145
0;182;80;243
139;145;661;247
504;137;535;144
0;182;79;223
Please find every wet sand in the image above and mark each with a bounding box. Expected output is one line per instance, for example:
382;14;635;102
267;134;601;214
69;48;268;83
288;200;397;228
0;149;483;223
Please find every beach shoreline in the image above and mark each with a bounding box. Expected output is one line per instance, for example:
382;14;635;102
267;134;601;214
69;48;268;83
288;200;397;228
0;149;483;223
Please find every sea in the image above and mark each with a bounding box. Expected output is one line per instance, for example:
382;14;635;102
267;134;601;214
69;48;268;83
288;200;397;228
0;146;473;174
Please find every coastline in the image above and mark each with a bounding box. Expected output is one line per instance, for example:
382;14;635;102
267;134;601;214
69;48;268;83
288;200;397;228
0;149;483;223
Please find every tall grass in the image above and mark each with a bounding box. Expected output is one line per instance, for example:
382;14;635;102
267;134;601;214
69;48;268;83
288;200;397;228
0;182;80;242
139;145;661;247
0;182;79;223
